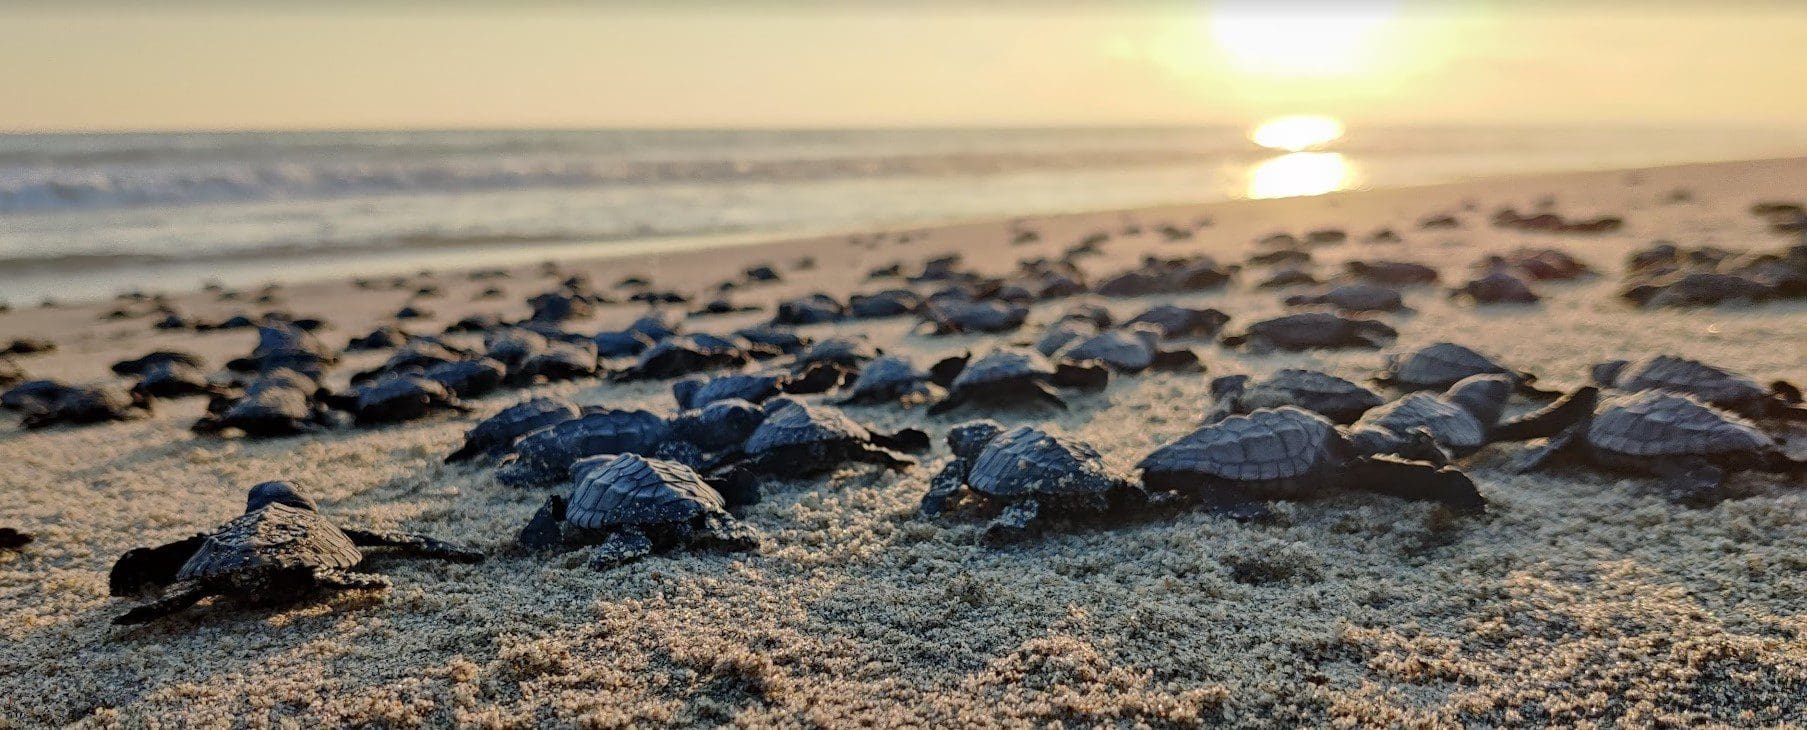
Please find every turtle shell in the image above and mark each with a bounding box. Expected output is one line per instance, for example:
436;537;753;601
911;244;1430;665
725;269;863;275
591;329;654;358
459;398;579;456
1244;313;1386;349
177;503;361;581
795;337;878;368
744;400;868;453
1138;407;1341;483
1603;355;1766;407
1588;392;1773;457
930;300;1028;332
1240;369;1383;422
485;329;550;366
951;349;1056;391
1355;392;1487;452
1385;343;1513;389
565;454;726;529
843;355;927;398
1034;321;1098;356
670;399;767;451
351;375;459;421
966;425;1124;499
508;409;672;474
1123;305;1229;338
1057;331;1154;372
673;373;784;410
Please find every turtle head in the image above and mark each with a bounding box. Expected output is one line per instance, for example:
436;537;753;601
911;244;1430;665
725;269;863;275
946;419;1005;460
1209;375;1251;401
246;481;317;512
1590;360;1630;387
1444;374;1514;425
671;377;704;410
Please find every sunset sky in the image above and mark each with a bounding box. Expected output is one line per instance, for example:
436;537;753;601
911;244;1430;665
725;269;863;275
4;1;1806;132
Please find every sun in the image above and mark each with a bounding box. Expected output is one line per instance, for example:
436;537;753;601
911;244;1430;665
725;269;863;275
1251;115;1345;151
1209;0;1400;76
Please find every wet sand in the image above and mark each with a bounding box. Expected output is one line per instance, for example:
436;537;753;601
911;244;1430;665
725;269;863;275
2;157;1805;727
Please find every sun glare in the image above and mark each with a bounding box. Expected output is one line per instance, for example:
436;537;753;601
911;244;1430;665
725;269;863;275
1247;152;1355;199
1251;115;1345;152
1209;0;1400;76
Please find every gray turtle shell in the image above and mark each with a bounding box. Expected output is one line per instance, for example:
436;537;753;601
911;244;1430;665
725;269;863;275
1356;392;1486;451
177;504;361;581
565;454;727;529
674;373;784;410
744;400;869;453
461;398;579;454
221;370;317;422
844;355;927;397
1600;355;1766;407
951;349;1056;391
1057;331;1154;371
1244;313;1388;348
1139;407;1342;482
1034;321;1098;357
796;337;879;367
1243;369;1383;418
1588;392;1773;457
510;409;672;472
1385;343;1512;389
966;425;1124;498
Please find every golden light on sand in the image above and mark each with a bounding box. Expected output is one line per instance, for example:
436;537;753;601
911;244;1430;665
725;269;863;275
1251;115;1345;152
1247;152;1354;199
1208;0;1399;76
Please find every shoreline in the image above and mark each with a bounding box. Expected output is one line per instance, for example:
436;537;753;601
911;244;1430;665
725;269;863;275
2;155;1805;726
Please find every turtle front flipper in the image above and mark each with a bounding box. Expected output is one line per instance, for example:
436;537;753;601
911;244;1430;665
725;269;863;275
920;458;970;516
1492;387;1600;442
1510;424;1583;473
315;570;393;592
853;443;916;471
588;528;655;570
1030;383;1070;411
927;391;970;415
696;512;759;553
341;529;484;563
870;428;931;454
1149;348;1203;372
785;362;845;395
109;533;210;597
114;580;212;625
981;499;1042;546
517;495;568;550
1052;361;1109;390
1347;455;1486;514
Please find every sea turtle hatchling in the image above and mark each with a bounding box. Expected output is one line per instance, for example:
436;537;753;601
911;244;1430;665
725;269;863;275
709;398;929;477
920;421;1150;544
1219;313;1398;353
1504;389;1806;503
445;397;582;463
496;408;682;488
1590;355;1806;421
1345;374;1529;461
928;348;1109;415
20;385;150;429
1054;326;1200;373
1375;342;1558;397
1122;305;1231;339
1136;406;1485;513
1206;370;1384;425
327;374;470;425
832;354;942;406
669;399;768;452
920;300;1030;335
193;369;329;437
1284;283;1408;313
517;454;759;569
107;482;482;625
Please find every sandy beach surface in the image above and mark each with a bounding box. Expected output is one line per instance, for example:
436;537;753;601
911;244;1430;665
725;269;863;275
3;157;1805;728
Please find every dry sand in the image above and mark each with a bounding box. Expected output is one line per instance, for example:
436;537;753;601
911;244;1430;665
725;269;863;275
2;157;1805;728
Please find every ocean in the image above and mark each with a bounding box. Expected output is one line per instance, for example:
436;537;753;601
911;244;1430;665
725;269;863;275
3;126;1804;303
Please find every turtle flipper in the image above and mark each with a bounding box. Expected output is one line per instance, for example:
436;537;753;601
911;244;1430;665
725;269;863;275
1053;361;1109;390
1031;383;1070;411
109;534;210;597
588;528;655;570
114;581;211;625
920;458;970;516
706;468;763;508
341;529;483;563
696;512;759;553
1493;387;1600;442
517;495;567;550
853;443;917;471
982;499;1041;546
1513;373;1564;399
315;570;393;592
1511;424;1582;473
1150;348;1203;371
1347;455;1486;514
785;362;844;395
871;428;931;454
927;391;969;415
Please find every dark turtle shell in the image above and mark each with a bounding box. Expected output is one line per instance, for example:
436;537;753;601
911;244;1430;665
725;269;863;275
424;358;508;397
112;350;206;376
592;329;655;358
839;355;928;401
743;399;869;453
1286;283;1406;312
1138;407;1342;486
177;503;361;581
501;409;672;485
197;369;319;435
21;385;146;429
565;454;728;529
1216;369;1382;424
950;349;1056;390
925;300;1028;334
793;337;879;369
346;375;464;424
1034;321;1098;356
1056;330;1157;372
484;329;549;367
2;380;66;411
447;397;580;462
848;289;921;319
1593;355;1767;408
670;399;767;451
1588;392;1772;457
132;362;215;399
1230;313;1396;350
1353;392;1487;453
512;340;599;382
1382;342;1514;390
965;425;1127;499
1123;305;1230;338
673;373;785;410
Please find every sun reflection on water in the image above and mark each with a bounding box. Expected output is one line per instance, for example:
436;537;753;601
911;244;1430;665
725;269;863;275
1247;152;1355;199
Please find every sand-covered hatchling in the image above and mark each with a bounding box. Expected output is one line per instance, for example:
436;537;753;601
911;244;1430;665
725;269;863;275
1375;342;1556;396
928;348;1109;414
832;354;942;405
446;397;583;463
1220;313;1398;353
1206;370;1384;425
921;421;1149;544
193;369;329;437
710;398;929;477
108;482;481;625
497;408;683;487
518;454;759;569
1590;354;1806;421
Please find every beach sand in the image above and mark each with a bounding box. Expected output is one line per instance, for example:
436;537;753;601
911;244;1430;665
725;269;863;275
2;157;1805;727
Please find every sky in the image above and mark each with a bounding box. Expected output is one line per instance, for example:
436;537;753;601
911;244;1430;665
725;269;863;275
4;1;1807;132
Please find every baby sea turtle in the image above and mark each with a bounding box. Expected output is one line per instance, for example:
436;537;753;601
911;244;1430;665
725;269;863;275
1206;370;1383;425
772;294;844;325
1055;326;1200;373
423;358;508;398
711;398;928;477
848;289;921;319
1285;283;1407;313
1375;342;1556;396
1220;313;1397;352
193;369;329;437
1033;320;1098;357
328;375;469;425
1137;407;1484;513
1346;260;1439;285
612;334;757;381
20;385;150;429
921;300;1029;335
111;350;206;376
920;421;1148;544
670;399;769;452
445;397;582;463
1590;355;1806;421
497;409;679;487
227;323;337;376
1509;390;1805;503
108;481;482;625
673;372;788;410
833;354;940;405
346;326;409;351
131;362;220;400
509;340;599;384
928;348;1109;415
518;454;760;569
1122;305;1231;339
1450;271;1540;304
1345;375;1519;461
790;336;881;374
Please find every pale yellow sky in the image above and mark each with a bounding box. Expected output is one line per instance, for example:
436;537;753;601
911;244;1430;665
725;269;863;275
3;2;1806;132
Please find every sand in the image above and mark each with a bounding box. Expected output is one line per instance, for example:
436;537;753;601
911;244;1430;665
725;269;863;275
2;157;1805;728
